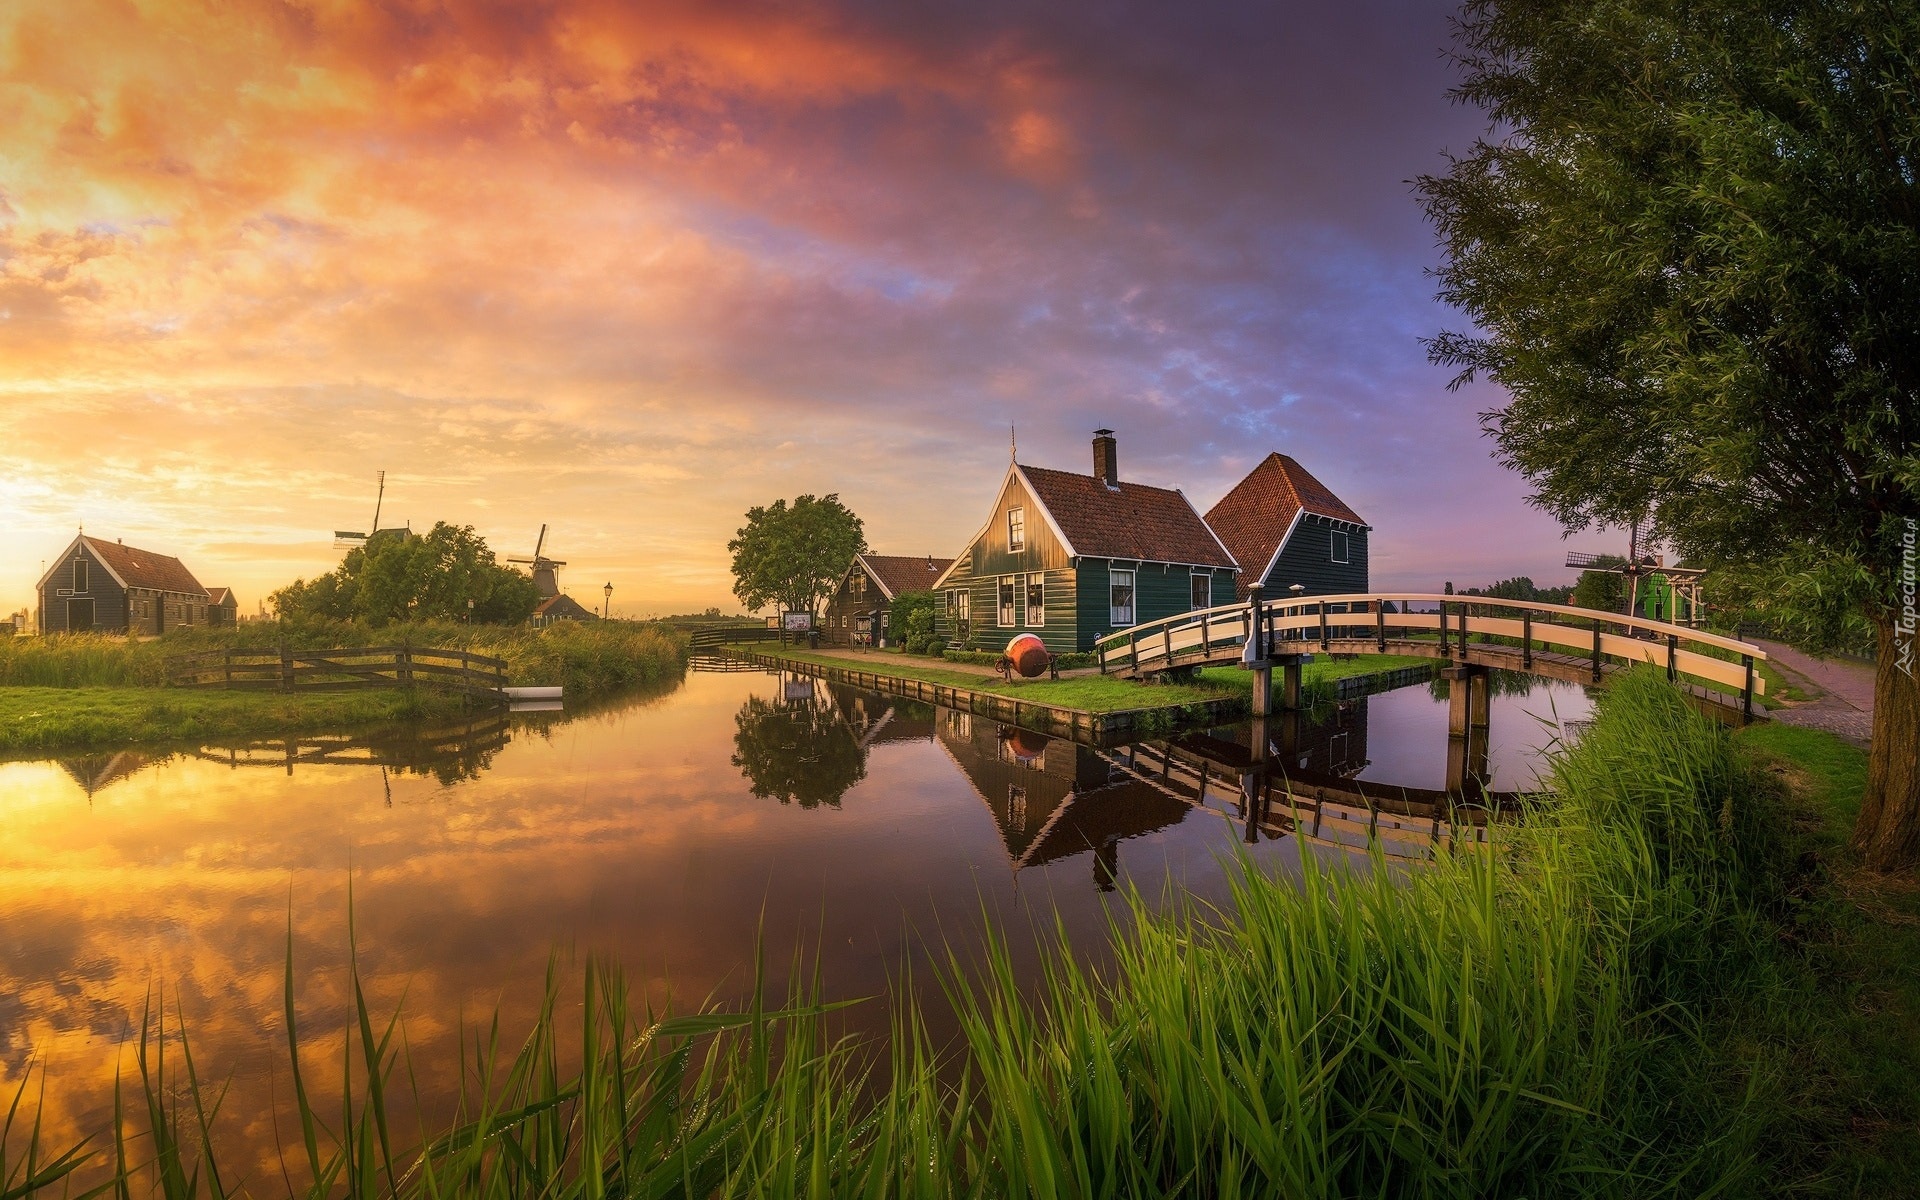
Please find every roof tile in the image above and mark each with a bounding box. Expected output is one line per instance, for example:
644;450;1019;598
1018;464;1235;568
861;554;954;599
1203;455;1366;598
82;537;209;597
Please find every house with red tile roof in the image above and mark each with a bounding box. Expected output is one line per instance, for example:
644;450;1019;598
1204;453;1369;601
35;534;213;636
823;552;953;646
931;430;1239;654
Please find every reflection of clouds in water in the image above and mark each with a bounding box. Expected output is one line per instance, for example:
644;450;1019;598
0;670;1574;1169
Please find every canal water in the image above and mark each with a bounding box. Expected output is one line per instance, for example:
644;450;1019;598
0;665;1592;1170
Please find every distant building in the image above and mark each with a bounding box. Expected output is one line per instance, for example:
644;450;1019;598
36;535;212;636
206;587;239;627
932;429;1239;653
531;593;598;627
1204;453;1370;601
823;553;953;646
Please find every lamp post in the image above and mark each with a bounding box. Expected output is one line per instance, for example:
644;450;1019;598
603;582;613;621
466;597;474;624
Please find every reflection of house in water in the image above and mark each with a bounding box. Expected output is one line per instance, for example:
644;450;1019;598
58;749;157;797
934;709;1191;889
826;683;936;748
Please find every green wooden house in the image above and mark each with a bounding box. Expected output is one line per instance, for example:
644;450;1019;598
1204;452;1370;600
931;430;1239;654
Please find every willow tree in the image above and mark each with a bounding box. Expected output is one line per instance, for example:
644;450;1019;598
1419;0;1919;867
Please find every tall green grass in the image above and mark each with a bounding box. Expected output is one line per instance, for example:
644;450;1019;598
0;621;687;698
6;670;1791;1197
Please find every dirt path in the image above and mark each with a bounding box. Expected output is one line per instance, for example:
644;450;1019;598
1756;639;1875;747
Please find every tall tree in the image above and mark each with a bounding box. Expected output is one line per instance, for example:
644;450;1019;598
272;523;540;625
727;494;866;620
1419;0;1918;867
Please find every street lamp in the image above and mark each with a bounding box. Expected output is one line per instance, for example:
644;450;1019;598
466;597;474;624
603;582;613;620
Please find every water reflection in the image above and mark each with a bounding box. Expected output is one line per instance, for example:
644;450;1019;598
729;677;870;807
0;665;1587;1172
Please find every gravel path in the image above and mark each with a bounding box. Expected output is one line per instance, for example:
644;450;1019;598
1755;638;1876;747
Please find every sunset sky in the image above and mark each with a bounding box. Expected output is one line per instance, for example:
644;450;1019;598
0;0;1599;619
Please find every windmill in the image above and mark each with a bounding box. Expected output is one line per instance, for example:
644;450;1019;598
1564;519;1705;625
508;525;567;598
333;471;388;549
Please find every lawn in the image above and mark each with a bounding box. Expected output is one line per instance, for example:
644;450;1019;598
1732;721;1920;1191
0;686;477;754
724;643;1242;712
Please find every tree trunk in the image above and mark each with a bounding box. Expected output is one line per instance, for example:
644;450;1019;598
1851;613;1920;872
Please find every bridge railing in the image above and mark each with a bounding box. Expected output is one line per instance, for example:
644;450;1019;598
1094;592;1768;712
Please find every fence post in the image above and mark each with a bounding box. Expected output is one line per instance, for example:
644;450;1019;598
1742;654;1754;721
1522;610;1532;669
1318;601;1329;651
1591;624;1603;682
224;648;233;690
399;647;413;689
1438;601;1449;656
1666;633;1678;682
1201;612;1210;657
1130;629;1139;674
1376;602;1386;653
280;642;292;692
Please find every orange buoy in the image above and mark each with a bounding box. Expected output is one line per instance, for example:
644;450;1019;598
1005;633;1051;678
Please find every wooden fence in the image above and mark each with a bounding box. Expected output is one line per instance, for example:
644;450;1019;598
168;646;509;698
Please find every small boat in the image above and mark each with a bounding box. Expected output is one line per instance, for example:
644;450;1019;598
503;685;563;702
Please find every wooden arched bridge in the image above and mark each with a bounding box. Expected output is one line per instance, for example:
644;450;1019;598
1095;590;1768;723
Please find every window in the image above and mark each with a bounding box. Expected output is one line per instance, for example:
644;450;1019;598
1025;574;1044;626
72;558;87;592
1331;530;1350;564
945;589;956;614
1110;568;1136;626
956;588;970;619
851;573;866;600
1008;785;1030;824
1191;572;1211;610
998;577;1016;626
1007;506;1026;552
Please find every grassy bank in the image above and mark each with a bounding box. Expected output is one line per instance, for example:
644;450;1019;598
0;686;477;754
18;669;1892;1197
0;619;687;695
0;622;687;754
722;642;1240;712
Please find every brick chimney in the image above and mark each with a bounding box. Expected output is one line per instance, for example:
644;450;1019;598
1092;428;1118;487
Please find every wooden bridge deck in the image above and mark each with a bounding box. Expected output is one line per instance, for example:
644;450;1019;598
1095;591;1768;720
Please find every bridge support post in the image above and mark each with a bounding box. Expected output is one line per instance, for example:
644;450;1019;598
1252;665;1273;715
1243;715;1270;844
1443;664;1491;800
1278;655;1303;711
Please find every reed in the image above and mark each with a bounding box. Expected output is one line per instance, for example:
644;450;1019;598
9;669;1796;1197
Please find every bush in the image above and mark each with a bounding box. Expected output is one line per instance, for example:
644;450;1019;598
941;648;1001;666
888;590;938;649
924;638;946;656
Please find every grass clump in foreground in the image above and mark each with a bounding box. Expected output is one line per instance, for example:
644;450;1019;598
8;670;1867;1196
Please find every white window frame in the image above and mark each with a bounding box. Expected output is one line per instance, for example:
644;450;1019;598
1331;530;1350;564
1007;506;1026;552
1110;568;1136;627
1190;571;1212;610
1025;574;1044;627
997;576;1016;627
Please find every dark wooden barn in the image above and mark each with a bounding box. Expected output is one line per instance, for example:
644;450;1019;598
35;535;212;636
531;593;599;627
823;553;953;646
1204;453;1370;601
206;587;239;626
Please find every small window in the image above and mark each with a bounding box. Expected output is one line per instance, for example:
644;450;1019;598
1110;568;1136;626
1191;572;1211;610
1025;574;1044;626
1007;506;1026;552
957;589;970;619
945;589;956;613
1331;530;1350;564
72;558;87;592
998;577;1016;626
